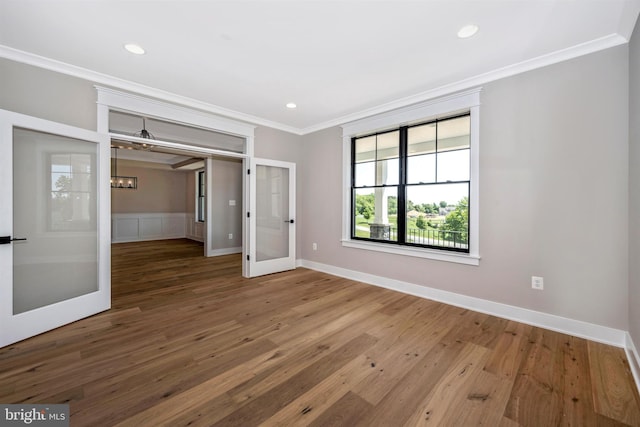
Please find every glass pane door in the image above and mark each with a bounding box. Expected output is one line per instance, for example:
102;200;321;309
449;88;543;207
13;128;98;314
0;109;110;348
256;164;289;262
248;158;295;277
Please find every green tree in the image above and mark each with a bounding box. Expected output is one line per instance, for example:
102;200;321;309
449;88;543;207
439;200;448;208
416;215;426;230
442;197;469;243
387;196;397;215
355;193;375;221
362;205;373;220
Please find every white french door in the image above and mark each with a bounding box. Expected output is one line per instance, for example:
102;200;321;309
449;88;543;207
247;158;296;277
0;110;111;347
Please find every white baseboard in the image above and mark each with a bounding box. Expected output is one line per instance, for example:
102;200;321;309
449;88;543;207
111;235;186;244
208;247;242;257
625;333;640;398
299;259;627;348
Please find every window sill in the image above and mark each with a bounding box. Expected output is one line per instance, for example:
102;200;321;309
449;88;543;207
341;239;480;266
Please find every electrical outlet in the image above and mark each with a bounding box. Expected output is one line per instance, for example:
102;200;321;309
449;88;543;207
312;243;318;251
228;233;233;240
531;276;544;290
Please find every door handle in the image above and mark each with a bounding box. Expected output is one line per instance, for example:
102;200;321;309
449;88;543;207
0;236;27;245
284;219;294;224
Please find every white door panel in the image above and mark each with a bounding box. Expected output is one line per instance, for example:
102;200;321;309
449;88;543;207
247;158;295;277
0;109;110;347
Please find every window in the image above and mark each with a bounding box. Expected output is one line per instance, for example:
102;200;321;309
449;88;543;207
352;114;470;252
196;170;205;222
342;88;480;265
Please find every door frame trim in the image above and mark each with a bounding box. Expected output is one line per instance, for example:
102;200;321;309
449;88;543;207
95;87;258;277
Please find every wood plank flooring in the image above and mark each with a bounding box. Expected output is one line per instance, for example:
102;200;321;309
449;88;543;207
1;238;639;426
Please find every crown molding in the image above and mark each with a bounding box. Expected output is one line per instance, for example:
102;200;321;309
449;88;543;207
300;33;628;135
0;32;629;137
0;45;300;135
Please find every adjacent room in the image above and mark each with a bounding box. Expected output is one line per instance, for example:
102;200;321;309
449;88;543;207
108;110;244;254
1;1;640;425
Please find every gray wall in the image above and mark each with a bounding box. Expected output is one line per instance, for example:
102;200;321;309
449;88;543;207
111;160;188;214
0;58;96;130
630;21;640;346
209;158;243;250
300;45;630;330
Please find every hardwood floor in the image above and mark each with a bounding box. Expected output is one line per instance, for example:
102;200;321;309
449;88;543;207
1;238;640;426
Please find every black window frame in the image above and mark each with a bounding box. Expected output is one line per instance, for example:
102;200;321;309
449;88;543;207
350;113;471;254
196;170;205;223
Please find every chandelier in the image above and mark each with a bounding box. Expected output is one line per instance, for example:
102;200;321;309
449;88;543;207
110;146;138;189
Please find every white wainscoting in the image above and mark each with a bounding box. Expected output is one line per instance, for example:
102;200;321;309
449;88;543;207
186;214;205;242
111;213;187;243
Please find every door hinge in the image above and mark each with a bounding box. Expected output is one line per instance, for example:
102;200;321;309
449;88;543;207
247;169;250;175
247;212;250;218
247;255;250;261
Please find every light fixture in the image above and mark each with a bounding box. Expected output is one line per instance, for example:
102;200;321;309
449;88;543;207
132;117;155;151
457;24;479;39
124;43;145;55
286;102;297;109
111;147;138;189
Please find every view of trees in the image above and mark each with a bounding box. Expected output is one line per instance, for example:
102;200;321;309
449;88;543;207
441;196;468;242
355;193;375;220
357;194;452;218
354;193;469;244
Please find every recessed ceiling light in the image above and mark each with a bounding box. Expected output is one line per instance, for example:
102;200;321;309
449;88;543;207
286;102;297;109
124;43;145;55
457;24;479;39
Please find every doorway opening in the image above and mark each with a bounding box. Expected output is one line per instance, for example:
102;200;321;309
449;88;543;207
97;86;297;279
109;139;244;259
106;109;246;262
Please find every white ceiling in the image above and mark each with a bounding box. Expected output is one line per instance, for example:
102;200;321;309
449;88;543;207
1;1;639;134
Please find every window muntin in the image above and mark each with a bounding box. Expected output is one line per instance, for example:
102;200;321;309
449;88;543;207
351;114;470;253
354;130;399;187
352;129;400;243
